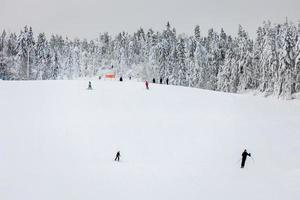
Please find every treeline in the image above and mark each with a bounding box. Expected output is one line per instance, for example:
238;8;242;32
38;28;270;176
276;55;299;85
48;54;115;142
0;21;300;98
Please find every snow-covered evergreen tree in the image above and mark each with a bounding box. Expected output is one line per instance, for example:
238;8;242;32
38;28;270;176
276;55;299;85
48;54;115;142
34;33;48;79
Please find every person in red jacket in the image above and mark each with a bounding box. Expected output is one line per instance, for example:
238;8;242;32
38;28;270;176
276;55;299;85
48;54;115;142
145;80;149;90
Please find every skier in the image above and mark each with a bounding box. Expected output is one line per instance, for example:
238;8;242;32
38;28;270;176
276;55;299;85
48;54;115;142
88;81;92;90
160;78;163;84
152;78;156;83
145;81;149;90
119;76;123;82
241;149;251;168
166;78;169;85
115;151;121;161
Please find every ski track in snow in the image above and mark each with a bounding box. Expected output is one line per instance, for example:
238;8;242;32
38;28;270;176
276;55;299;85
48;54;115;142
0;80;300;200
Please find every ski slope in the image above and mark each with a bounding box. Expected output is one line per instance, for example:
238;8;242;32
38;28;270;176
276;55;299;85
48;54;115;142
0;80;300;200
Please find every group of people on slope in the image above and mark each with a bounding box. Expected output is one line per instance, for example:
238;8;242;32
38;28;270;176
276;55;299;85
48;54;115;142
144;77;169;90
152;77;169;85
88;80;253;169
88;79;168;91
114;149;252;169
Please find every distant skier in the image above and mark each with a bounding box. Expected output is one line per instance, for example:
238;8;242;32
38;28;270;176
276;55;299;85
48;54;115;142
160;78;163;84
88;81;92;90
119;76;123;82
145;81;149;90
115;151;121;161
152;78;156;83
241;149;251;168
129;76;131;80
166;78;169;85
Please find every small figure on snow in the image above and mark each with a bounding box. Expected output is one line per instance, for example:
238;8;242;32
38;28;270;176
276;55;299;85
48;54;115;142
166;78;169;85
129;76;131;80
241;149;251;168
152;78;156;83
160;77;163;84
115;151;121;161
145;80;149;90
119;76;123;82
88;81;92;90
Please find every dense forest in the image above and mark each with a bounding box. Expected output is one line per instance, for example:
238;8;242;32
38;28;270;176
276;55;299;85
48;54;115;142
0;21;300;98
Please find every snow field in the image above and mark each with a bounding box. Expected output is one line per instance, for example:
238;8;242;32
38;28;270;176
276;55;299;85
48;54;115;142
0;80;300;200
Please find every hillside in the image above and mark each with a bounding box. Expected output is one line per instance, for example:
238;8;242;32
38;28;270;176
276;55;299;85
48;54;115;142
0;80;299;200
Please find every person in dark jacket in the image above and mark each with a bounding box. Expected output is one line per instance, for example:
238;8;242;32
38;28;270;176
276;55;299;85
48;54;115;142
145;81;149;90
160;78;163;84
119;76;123;81
166;78;169;85
152;78;156;83
115;151;121;161
88;81;92;90
241;149;251;168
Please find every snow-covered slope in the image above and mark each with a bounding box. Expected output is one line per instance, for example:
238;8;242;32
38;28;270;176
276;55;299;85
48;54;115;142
0;80;299;200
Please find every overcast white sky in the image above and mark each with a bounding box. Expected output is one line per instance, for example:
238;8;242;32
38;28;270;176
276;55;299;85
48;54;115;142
0;0;299;39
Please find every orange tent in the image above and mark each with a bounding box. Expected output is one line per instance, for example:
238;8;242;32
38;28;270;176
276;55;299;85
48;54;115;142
105;73;115;79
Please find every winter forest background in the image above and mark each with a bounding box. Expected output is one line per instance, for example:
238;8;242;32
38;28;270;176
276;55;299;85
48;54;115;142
1;21;300;98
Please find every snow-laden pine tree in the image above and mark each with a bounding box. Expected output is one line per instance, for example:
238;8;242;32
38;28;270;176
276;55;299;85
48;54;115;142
176;37;187;86
16;26;35;79
0;30;7;80
34;33;49;79
235;25;254;92
186;36;196;87
217;36;237;92
194;37;208;89
275;22;300;99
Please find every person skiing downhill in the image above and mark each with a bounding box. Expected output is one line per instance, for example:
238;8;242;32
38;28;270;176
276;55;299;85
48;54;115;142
241;149;251;168
115;151;121;161
88;81;92;90
145;81;149;90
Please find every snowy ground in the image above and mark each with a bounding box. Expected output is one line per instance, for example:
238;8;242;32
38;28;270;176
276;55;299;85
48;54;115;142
0;80;300;200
